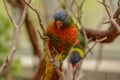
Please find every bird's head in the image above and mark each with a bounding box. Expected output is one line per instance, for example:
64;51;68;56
70;51;82;68
70;51;81;68
54;10;73;29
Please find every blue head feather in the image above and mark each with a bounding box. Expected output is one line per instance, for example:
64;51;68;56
54;10;67;21
70;51;81;64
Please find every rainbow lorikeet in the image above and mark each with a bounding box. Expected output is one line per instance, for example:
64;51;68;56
69;31;85;68
43;10;86;80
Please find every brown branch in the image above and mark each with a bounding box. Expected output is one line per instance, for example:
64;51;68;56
98;0;112;18
7;0;46;79
25;15;42;57
25;15;46;80
33;58;46;80
80;27;120;43
73;60;83;80
23;0;46;35
3;0;17;28
9;0;63;79
0;0;28;75
94;44;103;71
10;0;46;79
84;42;97;58
80;0;120;43
57;0;66;10
98;0;120;33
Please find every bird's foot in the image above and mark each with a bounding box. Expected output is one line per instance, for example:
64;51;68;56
49;58;60;69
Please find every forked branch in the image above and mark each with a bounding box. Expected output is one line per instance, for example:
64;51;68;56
81;0;120;43
23;0;46;35
98;0;120;33
0;0;29;75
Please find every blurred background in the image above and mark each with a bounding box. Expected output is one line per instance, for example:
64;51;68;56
0;0;120;80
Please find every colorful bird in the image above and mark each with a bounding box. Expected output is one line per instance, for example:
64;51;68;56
43;10;86;80
70;31;86;68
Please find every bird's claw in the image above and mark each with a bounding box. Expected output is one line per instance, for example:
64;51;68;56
49;58;60;69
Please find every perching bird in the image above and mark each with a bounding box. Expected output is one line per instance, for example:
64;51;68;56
44;10;86;80
70;31;85;68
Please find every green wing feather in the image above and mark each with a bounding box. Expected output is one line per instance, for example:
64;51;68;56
70;27;86;65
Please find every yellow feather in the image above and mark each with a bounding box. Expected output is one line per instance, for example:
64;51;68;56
71;48;84;58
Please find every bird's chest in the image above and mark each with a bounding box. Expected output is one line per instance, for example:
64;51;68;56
49;26;78;54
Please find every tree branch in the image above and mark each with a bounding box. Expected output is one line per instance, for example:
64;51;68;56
23;0;46;35
3;0;17;28
0;0;28;75
7;0;46;79
80;1;120;43
98;0;120;33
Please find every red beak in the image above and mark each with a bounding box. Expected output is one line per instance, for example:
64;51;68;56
56;21;62;29
72;64;76;69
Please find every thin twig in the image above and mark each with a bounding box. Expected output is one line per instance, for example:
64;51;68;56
23;0;46;35
84;42;97;59
38;30;49;40
57;0;66;10
71;0;76;6
86;46;93;55
73;60;83;80
18;4;28;28
98;0;120;33
99;0;112;18
94;44;103;71
84;36;107;59
75;0;95;59
0;0;28;75
3;0;17;28
96;37;108;42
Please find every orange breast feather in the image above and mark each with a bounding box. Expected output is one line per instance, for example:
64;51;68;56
47;20;78;44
